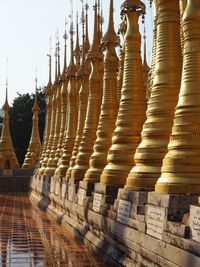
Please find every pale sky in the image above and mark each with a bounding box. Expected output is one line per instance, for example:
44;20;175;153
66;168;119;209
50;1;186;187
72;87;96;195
0;0;153;107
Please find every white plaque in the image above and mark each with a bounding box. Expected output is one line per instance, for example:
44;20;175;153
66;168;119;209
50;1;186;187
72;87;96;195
68;185;74;201
61;182;67;198
55;180;60;196
190;205;200;242
117;200;131;224
92;193;102;212
3;170;13;176
39;176;43;191
78;188;86;206
146;205;166;240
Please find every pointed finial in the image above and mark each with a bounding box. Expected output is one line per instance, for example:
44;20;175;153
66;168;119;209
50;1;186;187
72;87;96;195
67;0;76;76
5;79;8;104
3;58;9;109
54;33;58;82
87;0;101;60
33;68;39;111
85;2;90;51
100;2;104;39
97;0;101;40
143;22;148;66
47;37;52;85
35;68;38;96
3;79;9;110
62;18;68;77
74;11;81;66
57;29;61;79
81;1;85;60
101;0;119;45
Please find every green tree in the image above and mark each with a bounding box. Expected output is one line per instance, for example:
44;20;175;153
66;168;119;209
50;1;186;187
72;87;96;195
9;87;46;166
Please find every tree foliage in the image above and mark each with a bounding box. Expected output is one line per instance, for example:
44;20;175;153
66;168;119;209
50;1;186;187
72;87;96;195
9;87;46;166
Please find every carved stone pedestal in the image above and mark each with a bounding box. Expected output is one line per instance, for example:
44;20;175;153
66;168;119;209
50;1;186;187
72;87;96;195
111;189;148;233
76;181;95;206
66;178;79;202
90;183;120;216
48;176;64;215
33;175;51;211
146;192;198;240
189;203;200;243
30;175;44;203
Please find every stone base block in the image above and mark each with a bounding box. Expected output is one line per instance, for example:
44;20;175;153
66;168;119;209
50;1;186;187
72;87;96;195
190;205;200;242
166;221;190;238
127;218;146;233
148;192;198;221
67;182;78;202
79;181;95;193
76;181;96;206
94;183;119;198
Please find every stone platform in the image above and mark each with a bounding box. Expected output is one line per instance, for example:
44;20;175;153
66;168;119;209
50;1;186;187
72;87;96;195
0;193;106;267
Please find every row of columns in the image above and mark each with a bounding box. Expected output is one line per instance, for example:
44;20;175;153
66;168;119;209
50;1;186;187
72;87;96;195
32;0;200;209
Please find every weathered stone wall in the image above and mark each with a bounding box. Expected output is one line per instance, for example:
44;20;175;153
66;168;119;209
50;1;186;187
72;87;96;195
30;178;200;267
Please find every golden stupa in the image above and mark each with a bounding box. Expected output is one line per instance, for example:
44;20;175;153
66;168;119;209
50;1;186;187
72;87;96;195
100;0;146;186
23;76;41;169
38;46;59;176
0;82;19;170
70;1;104;181
54;20;78;178
117;20;126;103
38;52;53;167
66;3;91;179
54;28;69;165
84;0;119;183
125;0;182;190
44;38;63;177
156;0;200;194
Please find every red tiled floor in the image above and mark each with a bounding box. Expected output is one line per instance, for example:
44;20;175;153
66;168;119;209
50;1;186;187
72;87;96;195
0;194;106;267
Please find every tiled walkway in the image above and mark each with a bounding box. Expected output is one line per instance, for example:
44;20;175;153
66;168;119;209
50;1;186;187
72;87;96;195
0;194;106;267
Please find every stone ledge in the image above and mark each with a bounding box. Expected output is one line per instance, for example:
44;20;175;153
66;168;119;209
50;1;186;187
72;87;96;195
148;192;198;209
60;210;179;267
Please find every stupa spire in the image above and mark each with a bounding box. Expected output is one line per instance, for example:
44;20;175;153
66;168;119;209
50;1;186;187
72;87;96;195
67;18;76;76
57;31;61;79
101;0;118;44
48;46;52;86
66;3;91;178
70;0;103;181
100;0;146;187
62;20;68;78
142;22;150;99
84;2;90;51
23;71;41;169
87;1;100;60
55;5;79;177
117;19;126;102
36;50;52;167
54;41;58;82
74;12;81;67
53;24;70;168
125;0;182;190
143;24;148;69
84;0;119;182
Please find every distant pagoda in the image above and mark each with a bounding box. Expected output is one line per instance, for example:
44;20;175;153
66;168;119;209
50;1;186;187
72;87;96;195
0;83;19;170
23;77;41;169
